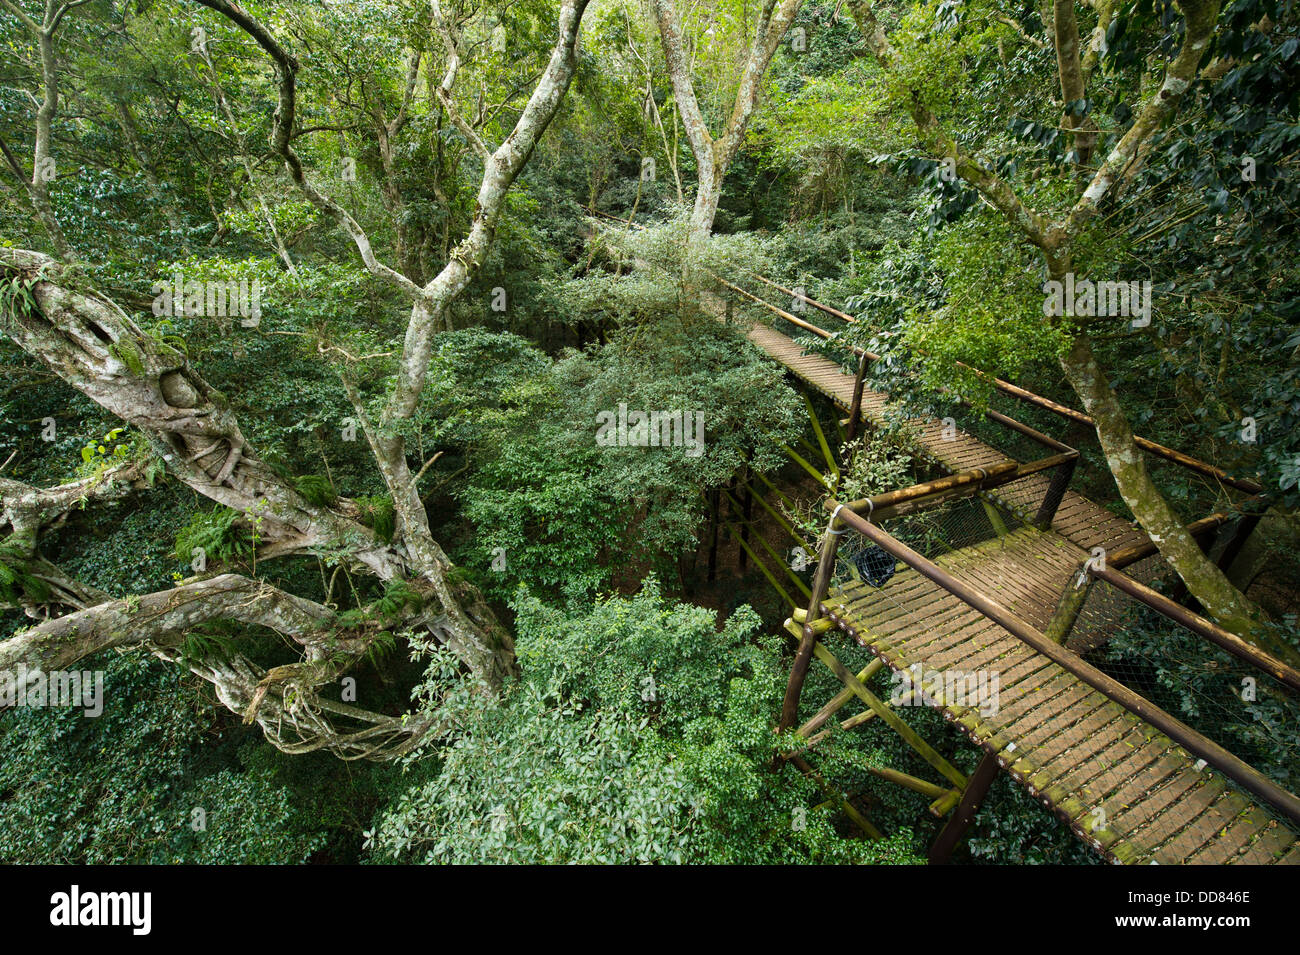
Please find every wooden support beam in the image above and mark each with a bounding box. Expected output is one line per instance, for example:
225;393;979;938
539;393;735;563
979;497;1011;538
778;518;842;732
784;622;969;790
780;443;835;489
929;789;962;818
928;750;1001;864
1043;566;1094;645
788;753;884;839
1098;510;1230;569
719;483;800;548
809;637;968;789
716;483;811;596
746;483;803;544
795;658;886;739
819;743;957;803
804;392;839;479
740;468;754;572
722;518;811;599
867;765;951;801
796;433;823;463
794;707;881;753
725;527;801;608
793;614;834;635
846;352;869;444
1032;454;1078;529
753;469;798;510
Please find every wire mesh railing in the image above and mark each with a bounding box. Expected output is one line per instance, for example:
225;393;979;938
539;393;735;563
783;481;1300;832
1078;575;1300;797
833;493;1021;584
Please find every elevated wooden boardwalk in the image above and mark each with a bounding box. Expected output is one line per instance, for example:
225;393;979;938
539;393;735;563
743;322;1147;554
827;529;1299;864
740;317;1300;864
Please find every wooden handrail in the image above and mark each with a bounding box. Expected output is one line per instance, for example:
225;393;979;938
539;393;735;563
842;461;1018;516
726;273;1263;495
840;454;1079;523
821;498;1300;826
713;272;849;344
981;408;1074;455
978;376;1264;495
1087;563;1300;691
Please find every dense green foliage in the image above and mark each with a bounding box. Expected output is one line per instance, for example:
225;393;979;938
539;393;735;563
0;654;330;863
369;580;920;863
1;0;1296;866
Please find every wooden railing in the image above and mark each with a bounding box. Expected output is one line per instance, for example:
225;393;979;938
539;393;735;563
719;273;1265;496
778;492;1300;826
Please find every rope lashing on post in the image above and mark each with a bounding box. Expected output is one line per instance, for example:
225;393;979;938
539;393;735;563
829;501;852;534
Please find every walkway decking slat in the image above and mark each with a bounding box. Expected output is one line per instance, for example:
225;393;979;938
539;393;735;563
744;315;1299;863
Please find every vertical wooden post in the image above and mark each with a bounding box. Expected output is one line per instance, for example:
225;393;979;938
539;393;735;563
1033;456;1078;530
845;352;869;443
779;512;844;732
706;487;720;583
979;498;1011;538
928;750;1000;864
1044;562;1094;645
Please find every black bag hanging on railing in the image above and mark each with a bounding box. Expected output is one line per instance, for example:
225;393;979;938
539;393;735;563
852;545;896;587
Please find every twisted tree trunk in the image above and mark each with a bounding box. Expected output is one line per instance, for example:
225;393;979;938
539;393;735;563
0;0;595;757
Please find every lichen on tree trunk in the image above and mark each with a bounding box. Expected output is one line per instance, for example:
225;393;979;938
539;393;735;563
1060;330;1296;663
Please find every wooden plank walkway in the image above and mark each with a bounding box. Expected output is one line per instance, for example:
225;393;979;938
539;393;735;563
738;318;1300;863
825;528;1300;864
743;321;1148;554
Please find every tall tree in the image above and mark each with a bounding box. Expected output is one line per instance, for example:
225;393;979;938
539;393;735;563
650;0;804;249
0;0;91;261
843;0;1290;654
0;0;593;755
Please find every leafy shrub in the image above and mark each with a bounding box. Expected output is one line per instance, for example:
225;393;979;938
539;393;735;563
0;654;326;864
366;580;922;865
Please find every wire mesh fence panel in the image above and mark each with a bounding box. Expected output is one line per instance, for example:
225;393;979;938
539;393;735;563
1077;579;1300;810
1067;552;1171;652
831;495;1020;590
951;403;1055;468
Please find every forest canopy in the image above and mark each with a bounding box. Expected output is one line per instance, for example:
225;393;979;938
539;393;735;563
0;0;1297;866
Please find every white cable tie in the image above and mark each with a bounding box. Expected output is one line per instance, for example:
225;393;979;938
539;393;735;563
829;502;850;534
